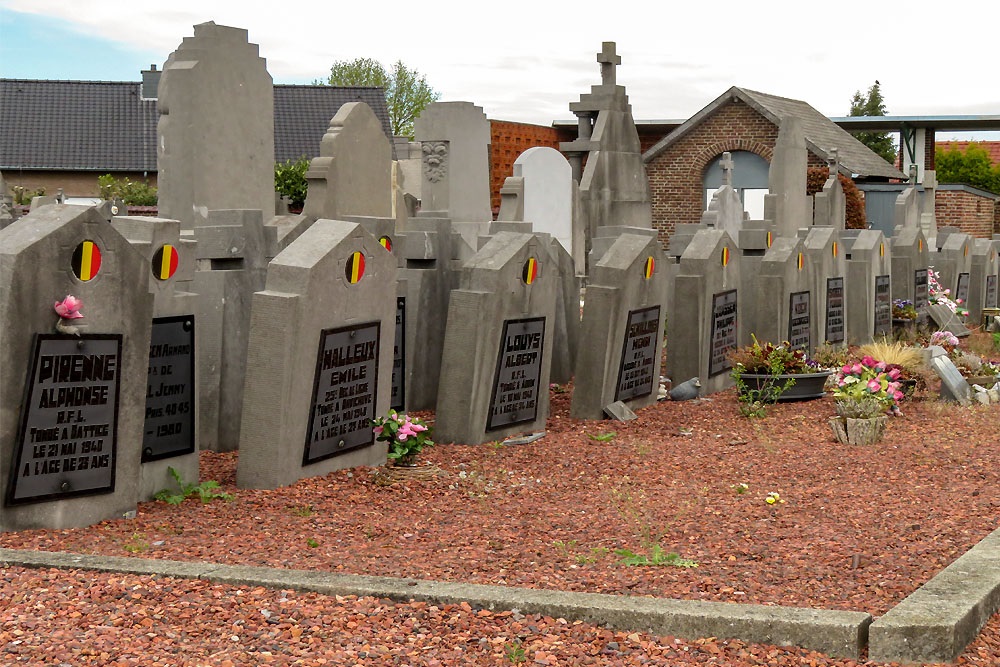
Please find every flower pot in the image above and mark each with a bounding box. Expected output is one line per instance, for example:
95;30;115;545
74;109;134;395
829;415;887;446
393;453;419;467
899;378;917;397
738;371;832;402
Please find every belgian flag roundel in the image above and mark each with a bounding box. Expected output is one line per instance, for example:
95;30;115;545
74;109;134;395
643;256;655;280
522;257;539;285
797;252;804;271
72;240;102;281
345;251;366;284
832;241;838;258
766;231;773;248
379;235;393;252
152;244;179;281
721;246;730;267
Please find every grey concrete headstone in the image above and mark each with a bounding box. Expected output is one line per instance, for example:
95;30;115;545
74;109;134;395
765;117;811;239
237;220;396;489
969;238;1000;323
0;205;152;531
890;226;929;306
744;236;813;350
926;303;970;338
844;230;891;345
802;226;847;346
929;354;971;406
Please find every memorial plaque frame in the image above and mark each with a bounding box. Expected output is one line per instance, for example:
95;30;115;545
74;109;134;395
142;315;196;462
956;272;970;305
487;317;545;431
390;297;406;412
709;290;738;377
614;306;660;402
7;333;122;506
788;291;810;351
987;274;998;309
825;277;845;344
914;269;929;309
303;321;380;466
874;274;892;336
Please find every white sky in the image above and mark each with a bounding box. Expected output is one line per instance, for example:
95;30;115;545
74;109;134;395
1;0;998;139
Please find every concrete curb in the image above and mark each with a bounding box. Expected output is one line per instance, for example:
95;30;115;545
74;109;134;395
0;547;870;659
868;526;1000;663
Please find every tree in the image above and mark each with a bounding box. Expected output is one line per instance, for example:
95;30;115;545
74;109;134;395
319;58;440;139
274;157;310;210
848;81;898;165
935;142;1000;194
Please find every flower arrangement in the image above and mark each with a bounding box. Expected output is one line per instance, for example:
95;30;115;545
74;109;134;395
727;335;816;375
892;299;917;320
928;269;968;318
929;330;959;353
832;356;905;416
372;410;434;466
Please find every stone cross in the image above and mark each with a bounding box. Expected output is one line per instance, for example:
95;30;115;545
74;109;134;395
597;42;621;86
909;164;918;184
720;152;734;188
826;148;839;176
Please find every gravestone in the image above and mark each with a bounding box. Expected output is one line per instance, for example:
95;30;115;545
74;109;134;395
812;150;846;230
890;226;930;307
843;230;892;344
0;205;152;531
764;117;811;239
571;234;667;419
893;168;921;231
926;346;971;406
701;152;747;241
745;236;813;349
802;226;847;345
970;239;1000;322
436;233;557;444
413;102;492;254
736;220;776;346
668;229;741;396
237;220;396;489
919;170;939;245
559;42;652;262
110;216;200;499
157;22;274;229
933;228;973;310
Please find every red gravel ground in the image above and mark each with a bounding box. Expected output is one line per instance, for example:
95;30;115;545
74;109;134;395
3;373;1000;665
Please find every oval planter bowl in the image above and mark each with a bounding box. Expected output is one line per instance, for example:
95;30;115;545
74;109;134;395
738;370;832;402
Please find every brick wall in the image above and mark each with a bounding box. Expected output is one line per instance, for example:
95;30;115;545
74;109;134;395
2;170;157;200
645;99;779;246
489;120;565;216
936;189;998;239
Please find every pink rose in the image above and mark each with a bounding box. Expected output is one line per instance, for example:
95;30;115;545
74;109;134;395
54;295;84;319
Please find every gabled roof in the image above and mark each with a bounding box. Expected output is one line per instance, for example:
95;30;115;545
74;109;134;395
0;78;392;171
642;86;906;180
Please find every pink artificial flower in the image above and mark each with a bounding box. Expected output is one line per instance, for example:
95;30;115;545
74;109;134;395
841;364;853;375
410;423;427;432
888;368;901;380
861;356;876;368
54;295;84;319
893;390;904;401
851;363;864;375
397;432;409;441
875;361;887;372
373;425;384;435
867;379;882;392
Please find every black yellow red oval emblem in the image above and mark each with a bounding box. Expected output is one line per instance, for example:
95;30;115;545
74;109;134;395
379;235;392;252
832;241;838;258
345;251;365;284
721;246;730;267
72;240;102;281
522;257;539;285
797;252;804;271
152;244;179;281
643;256;655;280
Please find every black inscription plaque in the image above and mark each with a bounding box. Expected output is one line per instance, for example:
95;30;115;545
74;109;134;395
390;297;405;411
7;334;121;505
956;272;971;305
825;277;845;343
709;290;738;377
874;274;892;336
987;275;998;309
142;315;195;462
788;291;810;351
303;322;379;465
487;317;545;431
914;269;929;308
615;306;660;402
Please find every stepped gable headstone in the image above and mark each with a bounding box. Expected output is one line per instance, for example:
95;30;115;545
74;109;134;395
843;230;892;344
701;152;746;240
813;149;846;230
920;170;939;245
571;234;667;419
191;209;270;452
764;117;811;239
668;229;741;396
890;226;930;307
970;239;1000;322
735;219;776;345
802;226;847;346
436;232;557;445
745;236;814;350
302;102;393;222
893;168;921;232
110;216;200;499
0;205;152;531
933;228;972;307
560;42;652;262
237;220;396;489
157;22;274;230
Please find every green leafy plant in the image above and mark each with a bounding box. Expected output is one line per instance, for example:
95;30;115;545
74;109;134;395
731;482;749;495
290;504;314;517
614;544;698;568
587;431;617;442
504;640;527;664
97;174;157;206
10;185;46;205
728;336;821;417
306;538;319;548
575;547;610;564
372;410;434;465
154;466;233;505
274;156;309;209
123;532;149;554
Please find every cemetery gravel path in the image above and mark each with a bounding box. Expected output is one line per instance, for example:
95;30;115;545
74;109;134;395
3;386;1000;665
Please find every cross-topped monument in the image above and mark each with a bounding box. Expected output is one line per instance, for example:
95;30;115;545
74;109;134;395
597;42;621;86
720;152;734;188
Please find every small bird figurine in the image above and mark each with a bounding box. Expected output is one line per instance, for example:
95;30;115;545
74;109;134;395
669;377;701;401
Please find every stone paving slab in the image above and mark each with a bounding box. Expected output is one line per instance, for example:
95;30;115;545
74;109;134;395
868;526;1000;664
0;548;870;659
